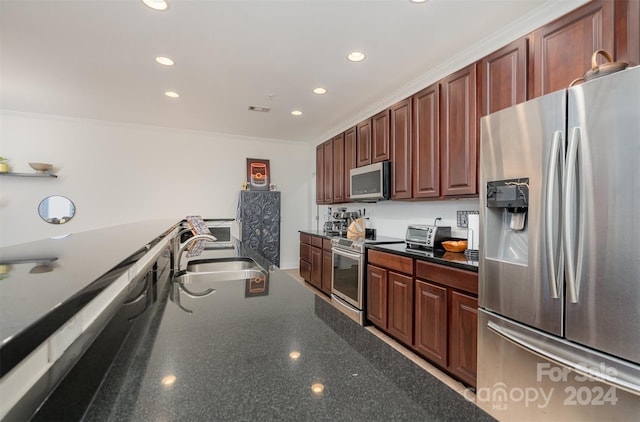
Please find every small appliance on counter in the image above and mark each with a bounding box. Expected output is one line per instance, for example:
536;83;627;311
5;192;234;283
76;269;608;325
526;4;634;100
405;218;451;250
464;213;480;260
324;207;376;239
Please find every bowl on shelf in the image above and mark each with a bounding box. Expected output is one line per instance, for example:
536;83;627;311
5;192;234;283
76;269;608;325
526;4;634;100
29;162;53;173
441;240;468;253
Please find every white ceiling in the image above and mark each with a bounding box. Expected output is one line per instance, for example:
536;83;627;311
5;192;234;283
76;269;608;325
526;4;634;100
0;0;585;144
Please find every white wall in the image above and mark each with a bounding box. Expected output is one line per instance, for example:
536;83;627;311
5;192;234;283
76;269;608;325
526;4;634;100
0;111;313;269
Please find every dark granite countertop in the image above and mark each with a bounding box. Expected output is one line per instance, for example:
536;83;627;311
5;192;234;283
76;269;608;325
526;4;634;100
0;220;178;377
300;229;478;272
369;243;479;272
299;229;333;239
82;245;492;421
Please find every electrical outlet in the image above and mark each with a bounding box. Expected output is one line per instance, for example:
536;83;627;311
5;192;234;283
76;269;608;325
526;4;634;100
457;210;479;228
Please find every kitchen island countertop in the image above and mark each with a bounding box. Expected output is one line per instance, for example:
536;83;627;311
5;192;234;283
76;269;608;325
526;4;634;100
80;241;492;421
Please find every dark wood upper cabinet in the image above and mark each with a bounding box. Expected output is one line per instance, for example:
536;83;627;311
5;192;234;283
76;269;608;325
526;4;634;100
482;37;528;116
390;98;412;200
344;126;357;201
332;133;345;203
440;63;478;197
625;0;639;66
531;0;615;98
356;119;372;167
412;84;440;199
315;144;324;204
372;110;390;163
322;140;334;204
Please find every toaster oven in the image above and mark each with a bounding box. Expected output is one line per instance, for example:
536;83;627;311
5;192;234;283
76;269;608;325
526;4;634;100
405;224;451;249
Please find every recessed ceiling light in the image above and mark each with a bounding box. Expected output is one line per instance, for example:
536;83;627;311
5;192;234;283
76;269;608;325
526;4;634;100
142;0;168;11
313;87;327;95
291;110;303;116
155;56;174;66
347;51;366;62
164;91;180;98
409;0;429;3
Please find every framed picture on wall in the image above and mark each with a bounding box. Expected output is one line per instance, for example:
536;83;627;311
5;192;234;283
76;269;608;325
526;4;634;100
246;158;270;190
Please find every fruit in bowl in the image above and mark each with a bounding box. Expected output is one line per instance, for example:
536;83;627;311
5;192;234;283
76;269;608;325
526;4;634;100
441;240;468;253
29;162;53;173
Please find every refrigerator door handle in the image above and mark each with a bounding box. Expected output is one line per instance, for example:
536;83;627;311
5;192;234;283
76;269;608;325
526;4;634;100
545;130;564;299
487;320;640;396
563;126;581;303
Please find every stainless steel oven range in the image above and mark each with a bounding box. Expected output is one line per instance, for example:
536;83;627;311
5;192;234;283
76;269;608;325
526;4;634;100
330;236;403;325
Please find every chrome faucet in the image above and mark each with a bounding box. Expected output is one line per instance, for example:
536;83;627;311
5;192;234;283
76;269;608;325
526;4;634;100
175;234;217;271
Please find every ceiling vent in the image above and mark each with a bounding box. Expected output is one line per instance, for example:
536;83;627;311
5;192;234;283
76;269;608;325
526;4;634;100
248;106;271;113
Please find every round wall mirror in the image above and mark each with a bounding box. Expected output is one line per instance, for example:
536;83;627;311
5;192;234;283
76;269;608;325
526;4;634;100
38;196;76;224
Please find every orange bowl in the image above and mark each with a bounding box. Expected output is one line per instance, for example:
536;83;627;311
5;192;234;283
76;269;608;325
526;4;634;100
441;240;468;253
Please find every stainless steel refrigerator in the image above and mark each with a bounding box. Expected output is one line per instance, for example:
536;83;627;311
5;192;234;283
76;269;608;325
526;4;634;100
478;66;640;420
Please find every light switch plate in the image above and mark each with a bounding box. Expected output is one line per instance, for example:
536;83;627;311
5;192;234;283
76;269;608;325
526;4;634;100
457;210;479;228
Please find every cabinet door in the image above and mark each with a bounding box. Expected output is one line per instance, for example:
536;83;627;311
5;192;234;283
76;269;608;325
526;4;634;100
390;98;412;199
412;84;440;198
387;271;414;345
440;63;478;197
626;0;639;66
332;133;345;203
322;249;332;295
482;37;528;116
310;246;323;290
316;144;324;204
372;109;390;163
531;0;614;98
299;259;311;282
449;291;478;387
322;140;334;204
414;280;447;368
344;126;357;201
356;119;372;167
367;265;388;329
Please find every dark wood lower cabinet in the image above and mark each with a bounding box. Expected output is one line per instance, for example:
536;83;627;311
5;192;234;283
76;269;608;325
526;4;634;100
414;280;447;368
299;234;333;296
367;249;478;388
310;246;322;290
449;291;478;387
322;249;332;295
367;265;388;328
387;271;413;346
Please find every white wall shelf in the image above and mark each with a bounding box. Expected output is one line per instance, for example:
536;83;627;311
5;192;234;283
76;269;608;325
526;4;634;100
0;172;57;178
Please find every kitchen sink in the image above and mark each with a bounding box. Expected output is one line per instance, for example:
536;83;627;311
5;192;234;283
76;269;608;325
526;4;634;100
174;269;266;285
186;257;260;273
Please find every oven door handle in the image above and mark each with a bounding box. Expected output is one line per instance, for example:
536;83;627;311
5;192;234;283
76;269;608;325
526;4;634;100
331;247;362;260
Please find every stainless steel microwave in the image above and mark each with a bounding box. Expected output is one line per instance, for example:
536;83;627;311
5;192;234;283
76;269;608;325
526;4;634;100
349;161;391;201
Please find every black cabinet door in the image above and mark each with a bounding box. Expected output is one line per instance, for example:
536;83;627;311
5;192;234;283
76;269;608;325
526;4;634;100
239;191;281;266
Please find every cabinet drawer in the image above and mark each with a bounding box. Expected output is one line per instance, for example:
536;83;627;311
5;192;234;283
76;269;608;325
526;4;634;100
323;238;332;250
311;235;323;248
300;243;311;262
300;233;311;245
368;250;413;275
415;260;477;295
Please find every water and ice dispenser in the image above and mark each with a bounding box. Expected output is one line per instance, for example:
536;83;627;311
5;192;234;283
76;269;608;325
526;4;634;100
485;178;529;265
